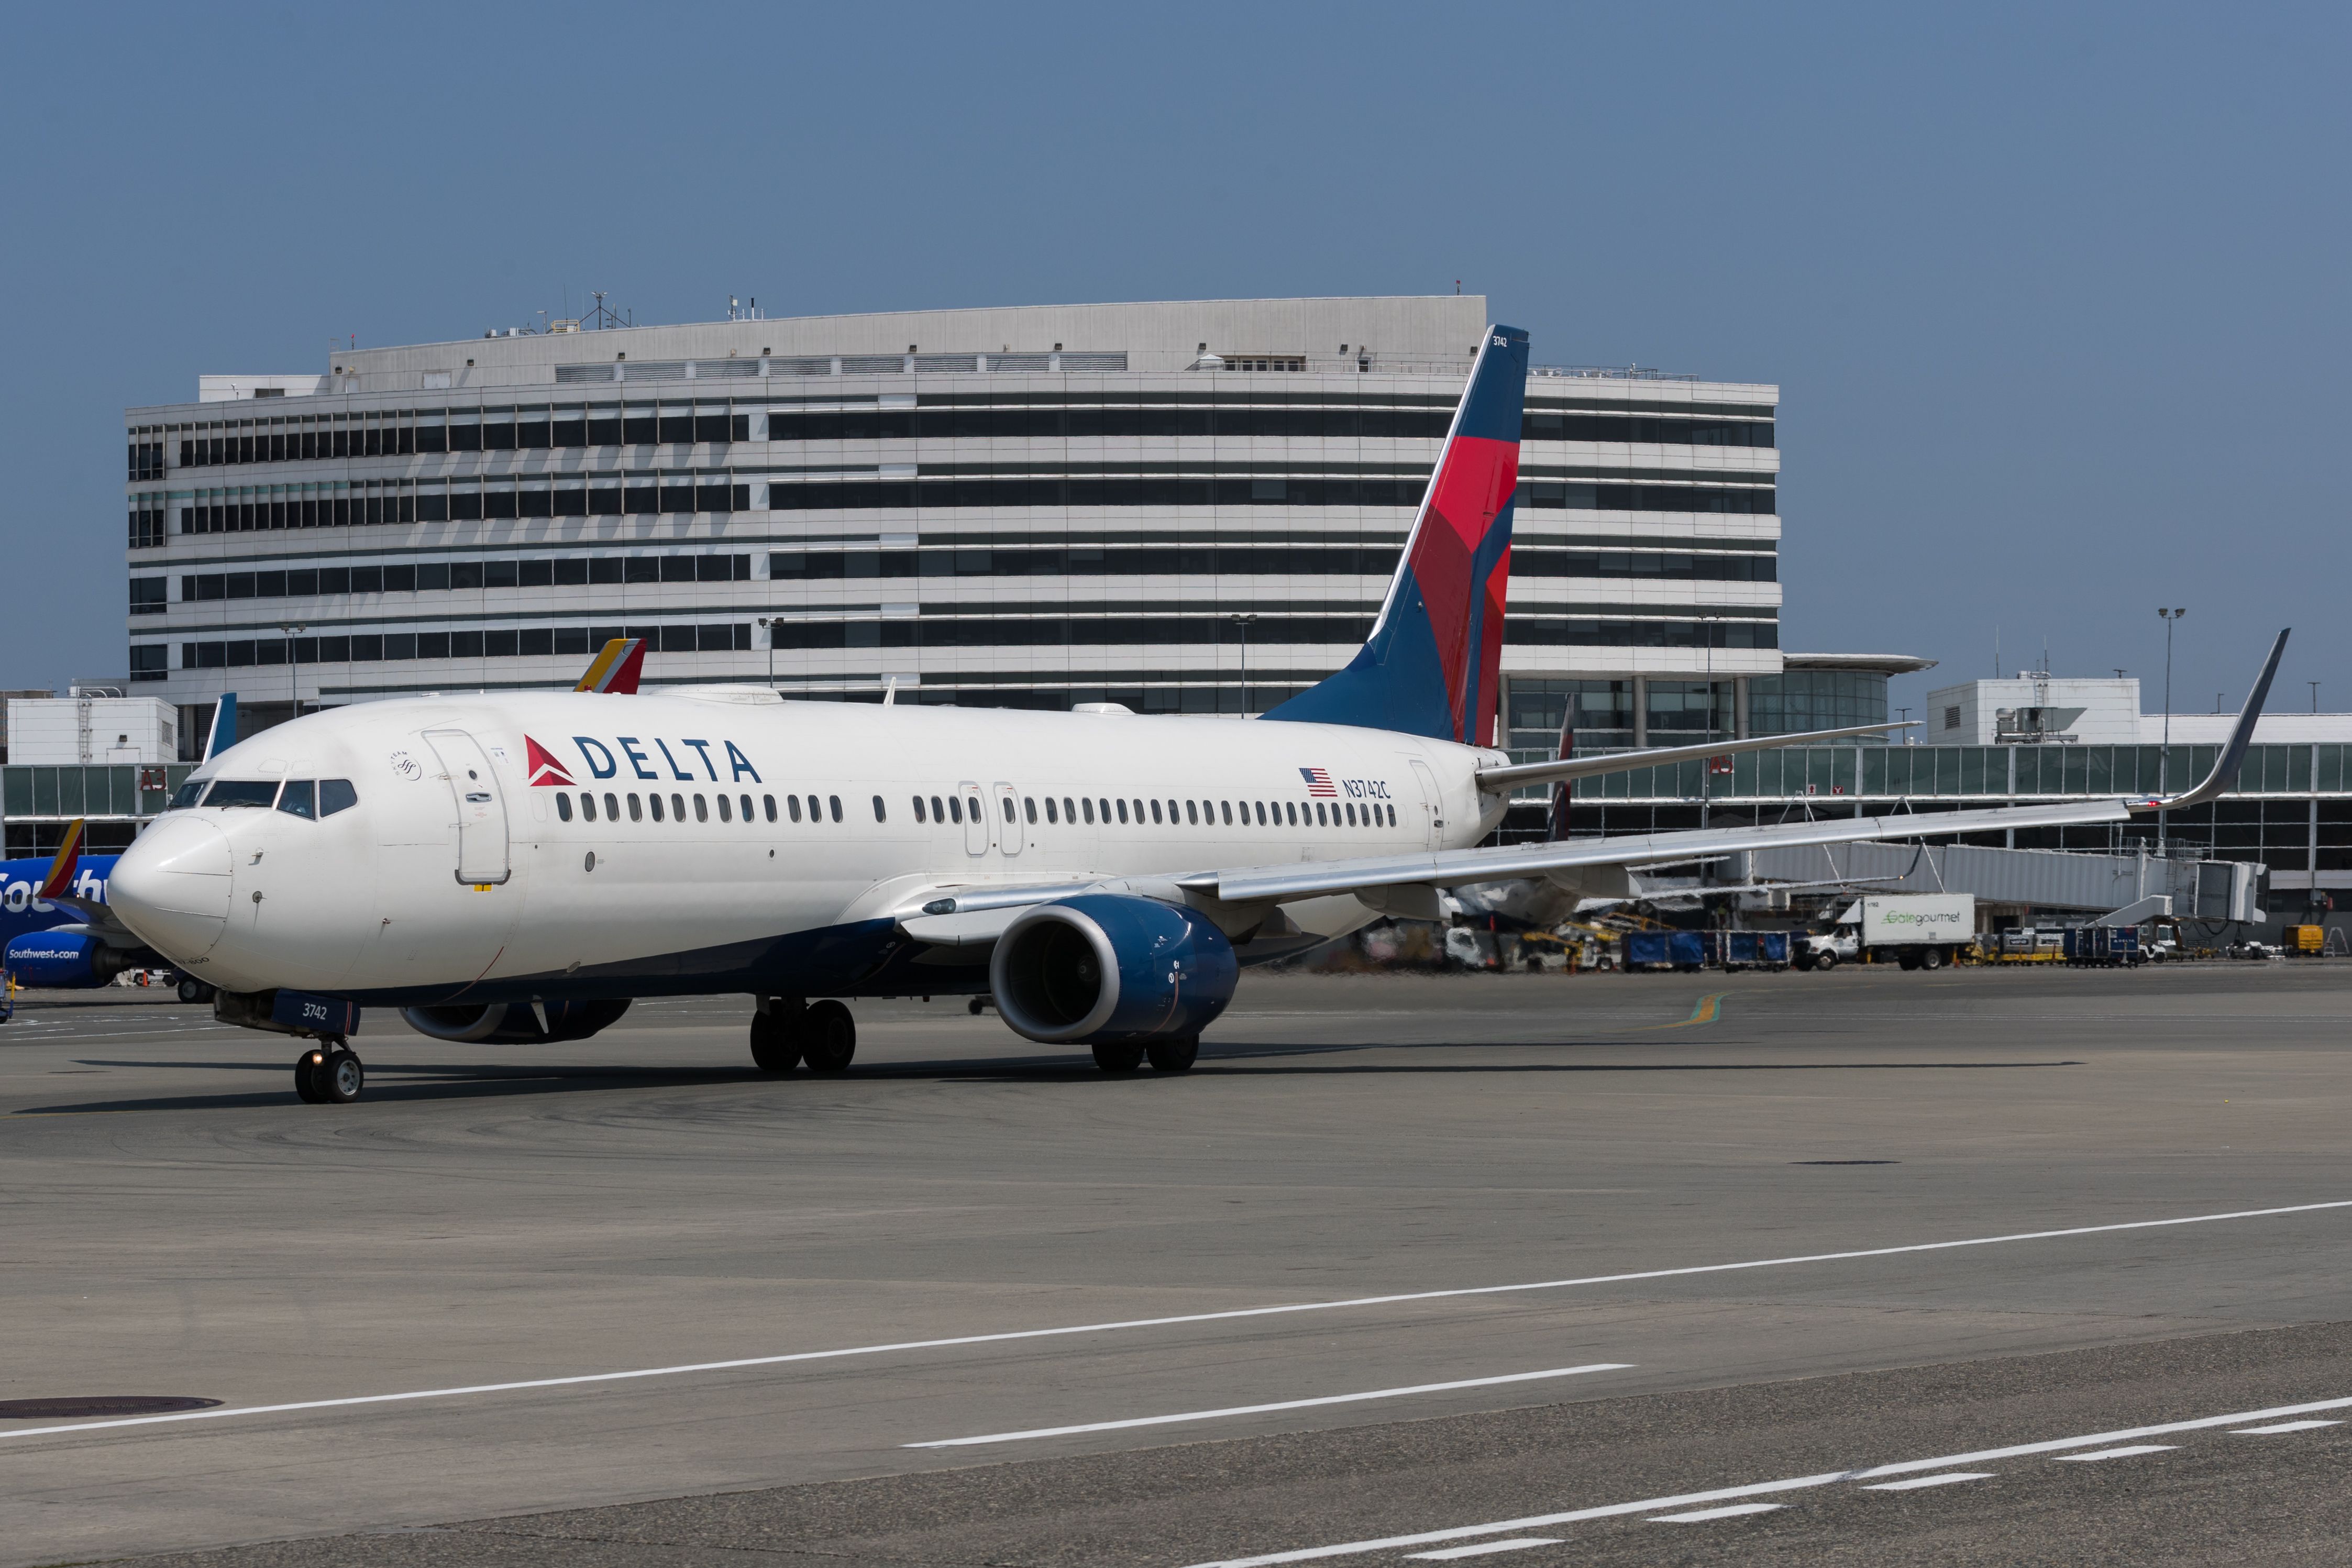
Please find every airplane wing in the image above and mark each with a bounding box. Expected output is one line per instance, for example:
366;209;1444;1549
1472;720;1916;792
909;628;2288;921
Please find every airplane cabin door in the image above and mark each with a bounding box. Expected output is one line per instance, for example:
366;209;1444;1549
993;782;1023;856
959;782;989;855
422;729;511;885
1408;758;1445;849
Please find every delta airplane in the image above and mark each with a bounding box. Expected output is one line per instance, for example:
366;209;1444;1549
75;326;2286;1103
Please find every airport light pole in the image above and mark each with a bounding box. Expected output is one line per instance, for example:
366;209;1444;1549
2158;607;2186;852
278;623;306;726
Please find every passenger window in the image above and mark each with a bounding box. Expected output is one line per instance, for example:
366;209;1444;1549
809;794;822;821
1001;796;1014;822
275;780;317;819
1285;802;1297;825
650;794;665;822
1254;801;1266;825
1345;803;1355;826
1388;803;1397;826
604;792;619;819
872;794;886;822
1150;800;1162;824
1220;801;1232;825
761;794;775;822
946;796;960;823
580;792;596;821
913;796;927;822
1024;796;1038;824
556;792;573;822
788;794;802;822
1063;797;1075;822
628;793;643;821
717;794;731;822
1081;798;1095;824
694;794;708;822
1185;801;1198;825
829;794;842;822
1101;798;1112;823
741;794;754;823
1044;798;1057;824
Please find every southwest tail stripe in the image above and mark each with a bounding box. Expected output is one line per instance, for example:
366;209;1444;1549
575;638;646;694
36;819;84;900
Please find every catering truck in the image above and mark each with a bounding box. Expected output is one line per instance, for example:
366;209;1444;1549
1794;894;1976;971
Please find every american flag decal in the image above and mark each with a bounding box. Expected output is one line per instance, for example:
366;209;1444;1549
1299;767;1337;796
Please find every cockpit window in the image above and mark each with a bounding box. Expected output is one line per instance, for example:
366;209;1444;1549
203;780;280;809
168;779;207;810
277;780;317;819
319;779;358;816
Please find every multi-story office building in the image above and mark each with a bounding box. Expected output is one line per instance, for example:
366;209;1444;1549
123;296;1788;755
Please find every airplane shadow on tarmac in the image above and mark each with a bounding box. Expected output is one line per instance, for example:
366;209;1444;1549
12;1044;2084;1114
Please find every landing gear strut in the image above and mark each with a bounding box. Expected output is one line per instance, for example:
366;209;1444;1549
294;1042;363;1104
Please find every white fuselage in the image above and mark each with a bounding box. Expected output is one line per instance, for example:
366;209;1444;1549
107;689;1506;1003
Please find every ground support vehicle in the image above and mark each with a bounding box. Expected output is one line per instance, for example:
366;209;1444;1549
1705;931;1791;971
2062;926;2142;966
1626;930;1707;971
1797;894;1976;971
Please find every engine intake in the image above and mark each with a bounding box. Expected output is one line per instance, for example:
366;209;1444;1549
400;999;631;1043
989;895;1237;1045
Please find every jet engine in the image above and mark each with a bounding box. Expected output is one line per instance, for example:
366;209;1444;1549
2;929;139;989
989;895;1238;1046
399;998;632;1043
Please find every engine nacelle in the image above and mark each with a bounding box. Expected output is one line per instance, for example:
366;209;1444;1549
3;929;137;989
400;999;632;1043
989;895;1238;1045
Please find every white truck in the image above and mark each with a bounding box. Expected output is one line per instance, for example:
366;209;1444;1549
1795;894;1976;971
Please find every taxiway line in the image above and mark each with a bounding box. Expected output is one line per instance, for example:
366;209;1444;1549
5;1197;2350;1444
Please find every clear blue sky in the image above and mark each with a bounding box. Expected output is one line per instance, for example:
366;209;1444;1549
3;2;2343;720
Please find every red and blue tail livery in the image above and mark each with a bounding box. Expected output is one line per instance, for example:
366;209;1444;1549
1267;324;1528;744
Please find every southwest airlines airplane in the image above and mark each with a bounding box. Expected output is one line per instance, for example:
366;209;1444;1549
61;326;2284;1103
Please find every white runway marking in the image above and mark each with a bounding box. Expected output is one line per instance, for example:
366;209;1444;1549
2234;1420;2339;1434
2053;1444;2177;1462
1404;1541;1561;1560
6;1196;2350;1444
1861;1471;1993;1490
1651;1503;1784;1522
904;1364;1632;1448
1180;1393;2352;1566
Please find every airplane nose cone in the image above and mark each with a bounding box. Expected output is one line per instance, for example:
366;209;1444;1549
109;815;234;962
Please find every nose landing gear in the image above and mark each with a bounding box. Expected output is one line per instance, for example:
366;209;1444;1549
293;1042;363;1104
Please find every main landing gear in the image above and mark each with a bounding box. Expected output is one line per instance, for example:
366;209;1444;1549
749;998;857;1075
294;1041;363;1105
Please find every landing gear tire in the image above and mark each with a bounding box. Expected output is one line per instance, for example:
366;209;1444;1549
316;1046;364;1104
1146;1037;1199;1074
177;976;214;1004
1092;1042;1144;1073
801;1000;856;1073
749;1008;802;1073
293;1049;326;1103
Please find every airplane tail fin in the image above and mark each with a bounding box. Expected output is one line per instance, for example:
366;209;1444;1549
1264;324;1529;744
575;637;646;694
201;693;237;762
35;819;85;901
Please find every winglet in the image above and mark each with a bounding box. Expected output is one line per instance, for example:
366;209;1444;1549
575;637;646;694
201;693;237;763
35;819;85;901
2127;627;2289;813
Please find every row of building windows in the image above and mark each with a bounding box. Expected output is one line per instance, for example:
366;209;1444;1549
766;546;1776;583
150;402;1772;469
144;474;1772;537
173;625;752;668
168;554;754;603
154;613;1778;670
